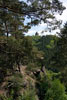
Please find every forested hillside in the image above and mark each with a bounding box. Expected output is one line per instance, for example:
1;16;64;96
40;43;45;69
31;35;58;69
0;0;67;100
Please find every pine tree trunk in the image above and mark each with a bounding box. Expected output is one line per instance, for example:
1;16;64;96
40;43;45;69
5;21;9;37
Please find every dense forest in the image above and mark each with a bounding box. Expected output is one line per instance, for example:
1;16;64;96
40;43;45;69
0;0;67;100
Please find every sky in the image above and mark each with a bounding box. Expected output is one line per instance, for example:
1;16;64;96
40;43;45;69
25;0;67;36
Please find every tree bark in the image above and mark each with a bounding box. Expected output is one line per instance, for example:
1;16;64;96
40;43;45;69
5;21;9;37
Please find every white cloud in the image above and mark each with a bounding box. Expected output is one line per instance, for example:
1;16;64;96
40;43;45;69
26;0;67;36
55;0;67;23
26;30;36;36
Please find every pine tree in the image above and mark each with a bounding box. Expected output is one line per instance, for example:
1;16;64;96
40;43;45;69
52;22;67;69
50;22;67;87
0;0;65;36
0;0;66;76
0;2;30;37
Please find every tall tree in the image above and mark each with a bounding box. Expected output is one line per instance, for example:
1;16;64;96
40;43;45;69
0;0;66;78
0;0;65;36
50;22;67;87
52;22;67;69
0;4;30;37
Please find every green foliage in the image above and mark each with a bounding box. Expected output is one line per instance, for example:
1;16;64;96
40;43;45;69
26;62;38;72
47;70;61;81
0;0;66;100
36;75;51;100
0;36;33;71
45;79;67;100
21;89;37;100
6;73;23;100
50;22;67;87
31;35;58;69
52;22;67;68
0;0;65;35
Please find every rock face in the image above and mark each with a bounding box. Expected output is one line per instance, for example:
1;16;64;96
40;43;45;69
0;76;10;96
0;65;46;100
0;65;36;96
41;66;46;76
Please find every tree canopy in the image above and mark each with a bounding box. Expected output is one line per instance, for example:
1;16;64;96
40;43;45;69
0;0;65;37
0;1;67;100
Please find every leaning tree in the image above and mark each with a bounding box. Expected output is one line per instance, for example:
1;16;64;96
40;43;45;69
0;0;65;72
